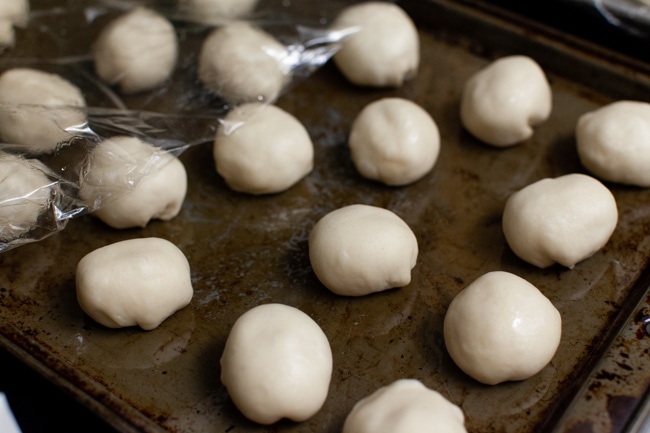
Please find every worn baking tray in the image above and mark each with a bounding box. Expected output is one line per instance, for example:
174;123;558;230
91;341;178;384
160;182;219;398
1;0;650;432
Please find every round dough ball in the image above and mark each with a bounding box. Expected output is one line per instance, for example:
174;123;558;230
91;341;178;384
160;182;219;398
0;0;29;48
213;102;313;194
177;0;259;23
349;97;440;186
576;100;650;187
331;2;419;87
76;237;194;330
443;271;562;385
198;21;291;104
94;7;178;94
79;136;188;229
220;303;333;425
502;173;618;269
0;152;54;242
342;379;467;433
460;55;552;147
0;68;87;154
308;204;418;296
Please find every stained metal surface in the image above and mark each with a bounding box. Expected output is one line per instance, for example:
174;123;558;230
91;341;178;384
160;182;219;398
1;1;650;432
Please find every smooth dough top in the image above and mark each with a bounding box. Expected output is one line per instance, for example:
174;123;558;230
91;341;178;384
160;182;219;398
460;55;552;147
502;173;618;269
220;303;333;424
576;100;650;187
0;0;29;47
342;379;466;433
331;2;419;87
177;0;259;23
443;271;562;385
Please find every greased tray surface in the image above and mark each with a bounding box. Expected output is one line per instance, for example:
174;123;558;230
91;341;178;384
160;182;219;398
1;1;650;432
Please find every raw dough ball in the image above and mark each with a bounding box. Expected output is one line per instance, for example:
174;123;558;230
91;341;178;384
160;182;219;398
0;152;54;242
576;100;650;187
220;303;333;424
0;0;29;48
76;237;194;330
94;7;178;94
0;68;87;154
460;55;552;147
342;379;467;433
502;173;618;269
177;0;259;23
308;204;418;296
349;97;440;186
213;102;313;194
198;21;291;104
331;2;419;87
444;271;562;385
79;136;187;229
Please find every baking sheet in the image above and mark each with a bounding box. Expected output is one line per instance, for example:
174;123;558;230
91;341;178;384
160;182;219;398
1;0;650;432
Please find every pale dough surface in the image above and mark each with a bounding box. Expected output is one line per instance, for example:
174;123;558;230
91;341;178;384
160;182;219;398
309;204;418;296
198;21;290;104
349;97;440;186
444;271;562;385
0;152;53;242
0;68;86;154
76;237;194;331
79;136;187;229
460;55;552;147
0;0;29;47
213;102;313;194
220;303;332;425
342;379;467;433
576;100;650;187
502;173;618;269
331;2;419;87
177;0;258;23
94;7;178;94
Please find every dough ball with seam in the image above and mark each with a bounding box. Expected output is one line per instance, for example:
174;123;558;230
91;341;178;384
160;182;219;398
0;0;29;48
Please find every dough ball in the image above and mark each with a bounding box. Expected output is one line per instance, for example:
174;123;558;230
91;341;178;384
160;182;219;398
94;7;178;94
76;237;194;331
0;0;29;48
576;100;650;187
443;271;562;385
220;303;333;425
0;68;87;154
460;55;552;147
331;2;419;87
0;152;54;242
198;21;291;104
502;173;618;269
308;204;418;296
79;136;188;229
213;102;313;194
177;0;258;23
349;97;440;186
342;379;467;433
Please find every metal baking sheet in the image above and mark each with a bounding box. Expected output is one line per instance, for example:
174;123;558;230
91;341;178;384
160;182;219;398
1;0;650;432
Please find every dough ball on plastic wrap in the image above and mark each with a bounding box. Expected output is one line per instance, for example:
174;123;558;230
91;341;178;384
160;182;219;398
444;271;562;385
94;7;178;94
198;21;290;104
502;173;618;269
213;102;313;194
76;237;193;331
330;2;419;87
177;0;259;23
220;303;333;425
79;136;187;229
349;97;440;186
0;0;29;48
0;152;54;242
0;68;87;154
309;204;418;296
342;379;467;433
460;55;552;147
576;100;650;187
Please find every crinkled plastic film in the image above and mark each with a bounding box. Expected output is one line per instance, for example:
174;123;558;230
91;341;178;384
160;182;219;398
0;0;361;252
